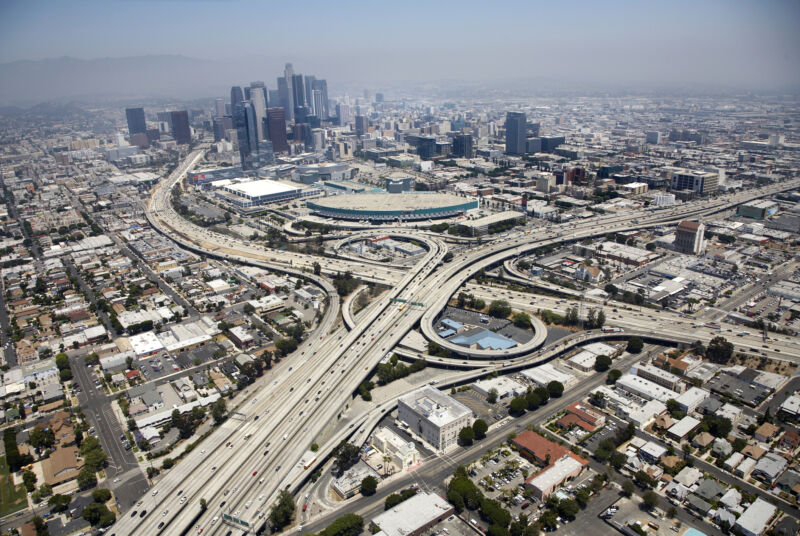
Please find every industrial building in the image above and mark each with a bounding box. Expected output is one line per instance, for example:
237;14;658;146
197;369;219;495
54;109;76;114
472;376;527;400
631;363;682;391
397;385;474;451
456;211;525;235
737;200;778;220
616;374;680;403
525;454;587;500
666;416;702;441
371;492;454;536
520;363;575;388
216;179;306;208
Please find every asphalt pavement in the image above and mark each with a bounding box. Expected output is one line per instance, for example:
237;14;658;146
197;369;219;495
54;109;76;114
70;353;148;510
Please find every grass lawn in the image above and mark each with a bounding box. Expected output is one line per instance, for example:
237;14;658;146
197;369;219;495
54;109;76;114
0;455;28;517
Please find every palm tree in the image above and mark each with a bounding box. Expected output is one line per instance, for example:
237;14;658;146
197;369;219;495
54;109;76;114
383;455;392;476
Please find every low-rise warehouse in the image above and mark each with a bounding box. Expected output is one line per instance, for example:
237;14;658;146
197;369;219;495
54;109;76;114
372;491;454;536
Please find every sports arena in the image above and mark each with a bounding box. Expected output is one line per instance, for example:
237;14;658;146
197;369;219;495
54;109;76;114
306;193;478;221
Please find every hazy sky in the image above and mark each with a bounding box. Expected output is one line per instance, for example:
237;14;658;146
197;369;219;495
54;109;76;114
2;0;800;91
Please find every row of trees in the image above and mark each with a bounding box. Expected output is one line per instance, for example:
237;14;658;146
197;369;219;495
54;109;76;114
509;382;563;416
457;292;486;311
82;488;116;527
458;419;489;445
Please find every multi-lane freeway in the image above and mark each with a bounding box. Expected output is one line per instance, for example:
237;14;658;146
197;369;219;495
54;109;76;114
109;149;800;536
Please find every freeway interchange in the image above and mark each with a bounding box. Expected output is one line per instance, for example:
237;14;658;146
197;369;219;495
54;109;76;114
109;150;800;536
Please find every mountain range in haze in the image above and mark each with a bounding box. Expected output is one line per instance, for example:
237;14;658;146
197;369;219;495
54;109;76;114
1;54;798;108
0;55;247;106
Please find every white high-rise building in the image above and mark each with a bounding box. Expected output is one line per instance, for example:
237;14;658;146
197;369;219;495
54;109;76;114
214;98;226;118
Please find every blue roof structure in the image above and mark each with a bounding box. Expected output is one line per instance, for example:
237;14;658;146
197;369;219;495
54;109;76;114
441;318;464;330
450;329;517;350
682;529;707;536
438;329;456;338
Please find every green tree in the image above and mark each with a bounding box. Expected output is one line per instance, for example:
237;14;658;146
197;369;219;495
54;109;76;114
539;511;558;531
333;442;361;475
526;390;543;410
533;386;550;404
634;470;655;488
626;337;644;353
473;419;488;440
488;300;512;318
48;494;72;512
575;489;590;508
312;262;321;276
706;336;734;364
487;388;499;404
22;469;37;492
360;476;378;496
610;451;627;471
459;426;475;445
77;466;97;489
509;397;527;415
594;355;612;372
557;499;579;519
268;490;296;531
32;516;49;536
92;488;111;503
547;381;564;398
643;490;659;509
318;513;363;536
703;415;732;438
447;489;465;513
511;312;531;328
82;502;114;526
604;284;618;297
607;369;622;384
211;398;226;424
622;479;635;497
30;425;56;450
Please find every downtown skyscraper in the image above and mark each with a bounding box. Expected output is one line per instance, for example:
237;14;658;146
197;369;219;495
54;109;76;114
505;111;526;155
125;107;146;135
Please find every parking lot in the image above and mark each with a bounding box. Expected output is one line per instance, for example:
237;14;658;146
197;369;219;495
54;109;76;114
467;448;542;522
452;390;506;424
582;415;627;453
706;373;770;407
174;343;223;369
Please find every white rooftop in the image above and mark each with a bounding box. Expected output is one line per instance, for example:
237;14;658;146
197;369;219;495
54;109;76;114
734;498;777;536
527;455;585;492
372;491;453;536
398;385;472;427
225;179;299;198
128;331;164;356
521;363;574;387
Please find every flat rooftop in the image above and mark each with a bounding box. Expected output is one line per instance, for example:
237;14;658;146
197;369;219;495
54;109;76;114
459;210;525;228
399;385;472;427
223;179;300;198
311;192;470;211
372;491;453;536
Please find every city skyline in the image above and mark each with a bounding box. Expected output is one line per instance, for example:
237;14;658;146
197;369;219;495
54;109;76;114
1;0;800;106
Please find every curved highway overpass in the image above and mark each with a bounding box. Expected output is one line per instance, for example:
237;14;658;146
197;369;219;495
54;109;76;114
110;148;800;536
